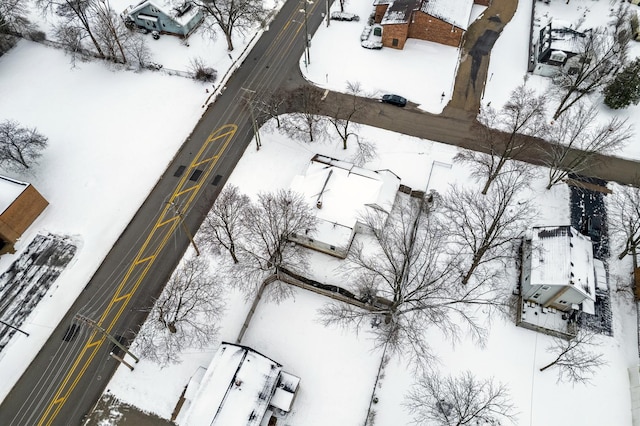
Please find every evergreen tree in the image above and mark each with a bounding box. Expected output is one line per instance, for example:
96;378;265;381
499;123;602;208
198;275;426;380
604;57;640;109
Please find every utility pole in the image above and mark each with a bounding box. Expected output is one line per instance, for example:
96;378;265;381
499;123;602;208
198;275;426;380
168;201;200;256
300;1;312;66
0;319;29;337
240;87;262;150
325;0;330;27
75;315;139;369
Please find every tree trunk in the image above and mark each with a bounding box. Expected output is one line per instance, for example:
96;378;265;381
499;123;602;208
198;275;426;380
539;360;556;372
225;30;234;51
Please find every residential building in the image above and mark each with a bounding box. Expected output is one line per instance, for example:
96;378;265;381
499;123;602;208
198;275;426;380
289;154;401;258
521;226;597;313
124;0;204;37
178;343;300;426
532;20;586;77
373;0;485;49
0;176;48;251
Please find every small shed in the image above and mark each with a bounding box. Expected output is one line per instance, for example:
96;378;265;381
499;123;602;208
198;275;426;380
124;0;204;37
0;176;48;251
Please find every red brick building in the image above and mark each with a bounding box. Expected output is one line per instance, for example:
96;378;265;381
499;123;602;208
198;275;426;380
0;176;48;251
374;0;488;49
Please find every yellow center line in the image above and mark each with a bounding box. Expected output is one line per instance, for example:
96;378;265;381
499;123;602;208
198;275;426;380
38;124;237;425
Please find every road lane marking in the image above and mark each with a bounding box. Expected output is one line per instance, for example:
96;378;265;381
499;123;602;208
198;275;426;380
38;124;237;425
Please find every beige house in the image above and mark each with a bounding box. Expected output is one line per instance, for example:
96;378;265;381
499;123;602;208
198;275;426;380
0;176;48;251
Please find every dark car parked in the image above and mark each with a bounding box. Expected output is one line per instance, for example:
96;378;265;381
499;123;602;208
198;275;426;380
381;94;407;107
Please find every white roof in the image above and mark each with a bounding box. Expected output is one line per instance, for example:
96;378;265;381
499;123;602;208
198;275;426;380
0;175;29;214
530;226;596;301
129;0;200;26
421;0;474;30
270;371;300;412
181;343;281;426
290;155;400;247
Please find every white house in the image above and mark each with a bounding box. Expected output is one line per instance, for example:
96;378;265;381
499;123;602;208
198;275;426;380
521;226;597;313
289;154;401;258
532;20;586;77
178;343;300;426
123;0;203;37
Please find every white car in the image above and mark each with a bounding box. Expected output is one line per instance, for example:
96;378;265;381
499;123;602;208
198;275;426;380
330;11;360;21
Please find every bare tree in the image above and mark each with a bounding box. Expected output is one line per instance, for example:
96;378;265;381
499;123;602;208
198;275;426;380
539;327;607;384
196;0;266;51
552;15;630;119
456;85;547;194
0;120;48;171
122;31;151;68
608;184;640;260
197;184;250;263
0;0;34;54
90;0;127;63
542;102;631;190
405;370;517;426
255;89;286;128
320;194;504;363
188;56;217;82
134;256;225;365
443;172;536;285
350;137;377;167
281;86;327;143
328;81;363;150
39;0;107;59
232;189;318;293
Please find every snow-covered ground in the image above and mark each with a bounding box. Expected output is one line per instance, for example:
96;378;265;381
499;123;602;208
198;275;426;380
106;119;639;425
0;0;639;424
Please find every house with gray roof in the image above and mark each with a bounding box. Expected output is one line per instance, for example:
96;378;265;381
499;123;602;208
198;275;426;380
124;0;203;38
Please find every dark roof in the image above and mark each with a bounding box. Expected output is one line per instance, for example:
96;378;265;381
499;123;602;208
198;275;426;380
381;0;421;24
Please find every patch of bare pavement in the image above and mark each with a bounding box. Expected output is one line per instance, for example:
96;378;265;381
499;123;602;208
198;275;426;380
83;394;175;426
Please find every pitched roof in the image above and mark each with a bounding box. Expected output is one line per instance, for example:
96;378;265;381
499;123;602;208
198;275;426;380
530;226;596;300
381;0;420;25
181;343;282;426
0;175;29;214
420;0;474;30
128;0;200;26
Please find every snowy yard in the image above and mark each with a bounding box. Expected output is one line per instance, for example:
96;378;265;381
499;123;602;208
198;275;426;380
104;118;639;425
0;0;639;424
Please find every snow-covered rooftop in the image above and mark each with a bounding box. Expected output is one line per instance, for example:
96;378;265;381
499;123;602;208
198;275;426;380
420;0;474;30
128;0;200;26
290;154;401;247
0;176;29;215
181;343;282;426
530;226;596;301
381;0;420;25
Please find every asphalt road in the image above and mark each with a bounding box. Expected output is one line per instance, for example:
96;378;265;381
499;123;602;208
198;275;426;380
0;0;326;423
